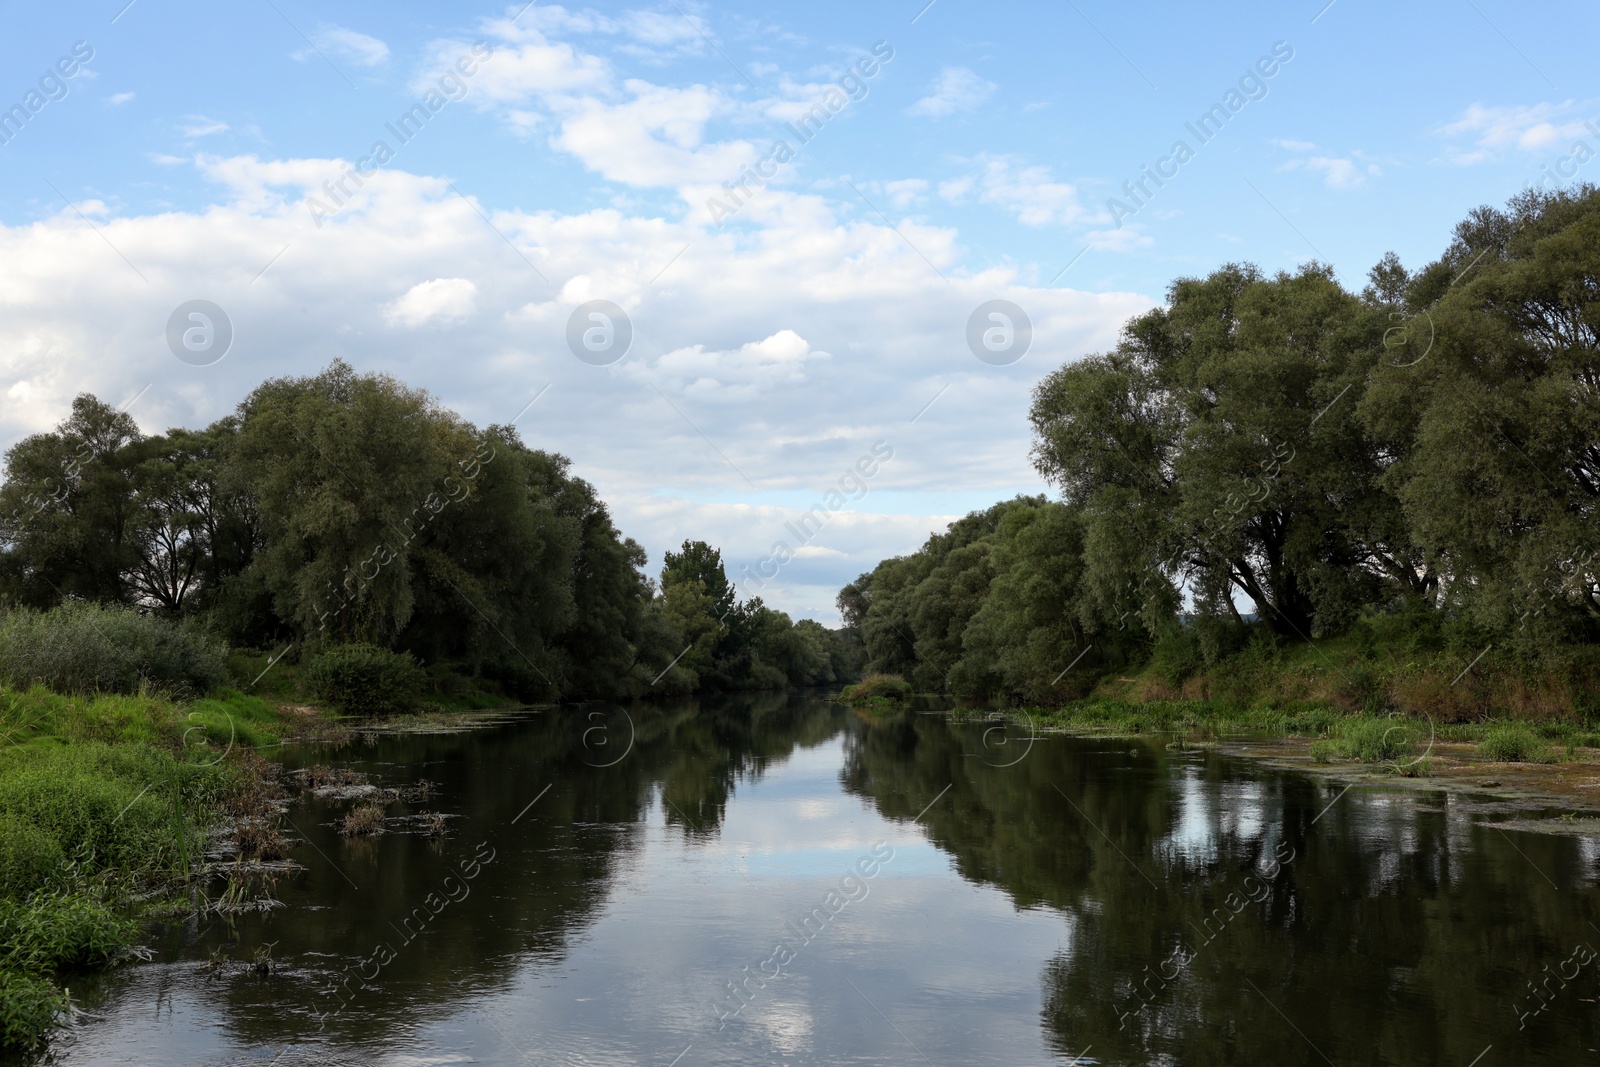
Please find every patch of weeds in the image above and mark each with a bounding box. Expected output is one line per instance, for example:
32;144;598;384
1396;756;1433;778
338;801;386;837
1477;721;1554;763
1333;717;1416;763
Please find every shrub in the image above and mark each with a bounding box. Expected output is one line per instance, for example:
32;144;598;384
0;970;64;1050
303;643;426;716
1149;624;1205;685
840;674;911;706
1477;721;1552;763
0;603;225;698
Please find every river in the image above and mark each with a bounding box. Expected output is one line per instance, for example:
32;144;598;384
39;692;1600;1066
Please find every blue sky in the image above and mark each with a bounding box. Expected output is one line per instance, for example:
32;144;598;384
1;0;1595;620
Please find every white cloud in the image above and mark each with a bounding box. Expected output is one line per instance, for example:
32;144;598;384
107;92;135;106
385;278;478;327
910;67;995;118
884;179;928;209
1274;141;1381;188
295;25;390;68
553;82;755;187
418;25;610;104
630;329;828;401
1300;156;1380;188
1086;226;1153;252
941;157;1093;227
1440;101;1598;163
0;147;1147;620
179;117;229;139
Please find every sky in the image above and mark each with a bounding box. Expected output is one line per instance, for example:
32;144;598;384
1;0;1596;623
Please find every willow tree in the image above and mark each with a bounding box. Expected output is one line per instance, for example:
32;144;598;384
1361;184;1600;642
1030;264;1420;638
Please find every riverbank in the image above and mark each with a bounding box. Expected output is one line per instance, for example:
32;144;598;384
951;698;1600;814
0;683;299;1049
0;642;549;1053
0;652;464;1052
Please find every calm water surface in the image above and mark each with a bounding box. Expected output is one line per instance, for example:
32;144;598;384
39;693;1600;1066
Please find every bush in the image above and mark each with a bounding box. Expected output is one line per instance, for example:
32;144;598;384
1148;617;1258;686
0;970;64;1050
0;603;226;698
303;643;426;716
1477;721;1552;763
840;674;912;706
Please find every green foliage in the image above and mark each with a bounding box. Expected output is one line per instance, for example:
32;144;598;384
0;688;238;1050
0;743;212;886
1332;718;1416;762
841;674;912;705
1477;721;1552;763
0;892;138;973
0;893;140;1049
303;643;427;716
0;602;226;697
1363;186;1600;647
0;818;62;896
654;540;858;694
846;498;1134;702
0;365;856;705
0;970;65;1050
844;186;1600;706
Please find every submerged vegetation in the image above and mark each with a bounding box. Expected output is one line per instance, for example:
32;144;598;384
842;187;1600;730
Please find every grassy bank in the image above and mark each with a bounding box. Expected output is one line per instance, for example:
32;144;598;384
0;683;303;1049
842;621;1600;788
956;699;1600;765
0;604;546;1050
1093;621;1600;723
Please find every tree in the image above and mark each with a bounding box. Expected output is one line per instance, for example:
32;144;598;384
1031;264;1419;638
0;395;143;606
1362;185;1600;641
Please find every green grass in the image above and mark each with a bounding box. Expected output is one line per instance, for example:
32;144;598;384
1086;614;1600;722
1329;717;1416;762
988;697;1597;769
0;682;296;1050
1476;721;1554;763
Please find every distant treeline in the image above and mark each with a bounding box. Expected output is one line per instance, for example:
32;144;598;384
841;186;1599;702
0;362;861;701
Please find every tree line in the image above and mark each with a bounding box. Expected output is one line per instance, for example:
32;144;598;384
841;185;1599;702
0;362;861;701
